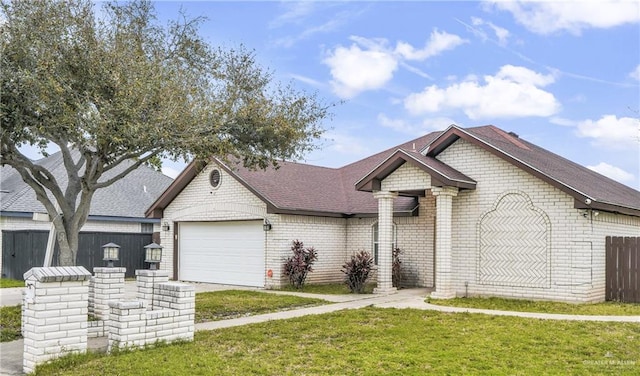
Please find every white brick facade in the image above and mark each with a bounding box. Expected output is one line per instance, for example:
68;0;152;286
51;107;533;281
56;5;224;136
436;138;640;302
159;144;638;302
161;164;351;289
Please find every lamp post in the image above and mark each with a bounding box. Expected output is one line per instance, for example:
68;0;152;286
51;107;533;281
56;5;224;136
102;242;120;268
144;243;163;270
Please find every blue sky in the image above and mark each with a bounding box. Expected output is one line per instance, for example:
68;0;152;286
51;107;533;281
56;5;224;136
153;0;640;189
18;1;640;190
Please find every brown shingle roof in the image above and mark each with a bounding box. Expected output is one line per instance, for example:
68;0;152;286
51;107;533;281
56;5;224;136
146;124;640;218
426;125;640;215
227;132;441;216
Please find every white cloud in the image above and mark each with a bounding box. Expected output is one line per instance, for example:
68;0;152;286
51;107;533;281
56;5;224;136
378;114;456;136
323;30;466;99
575;115;639;150
486;0;640;35
323;132;371;157
272;11;353;48
404;65;560;119
324;41;398;99
587;162;635;183
269;2;316;28
395;29;467;61
289;74;326;89
629;64;640;81
470;17;510;46
549;117;577;127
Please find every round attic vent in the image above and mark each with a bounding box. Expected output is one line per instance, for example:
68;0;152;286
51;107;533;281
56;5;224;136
209;169;222;188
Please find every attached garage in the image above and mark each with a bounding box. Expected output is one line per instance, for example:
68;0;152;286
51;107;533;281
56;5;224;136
178;220;265;287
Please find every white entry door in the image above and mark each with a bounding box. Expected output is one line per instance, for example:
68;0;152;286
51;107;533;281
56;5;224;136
179;221;264;287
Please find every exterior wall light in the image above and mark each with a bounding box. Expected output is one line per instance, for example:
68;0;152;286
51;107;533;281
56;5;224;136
102;242;120;267
263;219;272;232
162;221;170;231
144;242;163;270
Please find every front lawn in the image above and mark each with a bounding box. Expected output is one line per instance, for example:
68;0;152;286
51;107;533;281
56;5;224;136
195;290;326;322
0;291;326;342
35;307;640;375
277;282;375;295
0;305;21;342
429;297;640;316
0;278;24;288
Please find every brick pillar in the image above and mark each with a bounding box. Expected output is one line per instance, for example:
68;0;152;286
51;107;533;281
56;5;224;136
154;282;196;342
373;191;398;294
136;269;169;309
91;267;126;321
431;186;459;299
107;300;147;352
22;266;92;374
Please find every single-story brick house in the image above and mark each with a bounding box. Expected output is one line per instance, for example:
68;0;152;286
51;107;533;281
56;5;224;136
146;124;640;302
1;151;173;279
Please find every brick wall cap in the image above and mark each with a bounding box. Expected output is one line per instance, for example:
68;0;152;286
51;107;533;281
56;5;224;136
93;267;126;274
135;269;170;277
109;300;147;309
157;282;195;292
23;266;92;282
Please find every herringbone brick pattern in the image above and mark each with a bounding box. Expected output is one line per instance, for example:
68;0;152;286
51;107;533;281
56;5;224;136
479;192;550;287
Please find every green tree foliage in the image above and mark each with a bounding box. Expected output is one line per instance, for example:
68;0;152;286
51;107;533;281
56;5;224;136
0;0;330;265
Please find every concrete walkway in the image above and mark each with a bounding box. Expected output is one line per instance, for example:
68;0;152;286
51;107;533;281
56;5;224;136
1;287;639;375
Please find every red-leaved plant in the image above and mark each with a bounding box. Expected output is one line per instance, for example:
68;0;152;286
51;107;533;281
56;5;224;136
342;250;374;294
283;240;318;289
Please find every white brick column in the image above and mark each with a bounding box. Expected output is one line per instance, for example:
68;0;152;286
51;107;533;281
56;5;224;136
90;267;126;321
431;186;458;299
373;191;398;294
136;269;169;309
22;266;92;374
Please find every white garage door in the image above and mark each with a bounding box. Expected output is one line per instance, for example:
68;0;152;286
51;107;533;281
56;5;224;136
179;221;264;287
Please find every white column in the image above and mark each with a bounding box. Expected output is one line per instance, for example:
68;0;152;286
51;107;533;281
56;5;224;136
373;191;398;294
430;186;458;299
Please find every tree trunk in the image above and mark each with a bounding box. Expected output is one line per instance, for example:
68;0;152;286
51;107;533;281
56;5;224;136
55;221;79;266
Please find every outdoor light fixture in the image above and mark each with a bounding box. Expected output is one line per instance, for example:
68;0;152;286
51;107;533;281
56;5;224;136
162;221;170;231
102;242;120;267
263;219;272;232
144;242;163;270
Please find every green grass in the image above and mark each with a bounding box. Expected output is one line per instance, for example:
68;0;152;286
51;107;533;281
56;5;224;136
0;278;24;288
34;307;640;375
428;297;640;316
277;282;376;295
0;305;22;342
0;290;326;342
195;290;326;323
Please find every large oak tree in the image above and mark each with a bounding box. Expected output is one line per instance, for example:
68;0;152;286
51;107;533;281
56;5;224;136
0;0;330;266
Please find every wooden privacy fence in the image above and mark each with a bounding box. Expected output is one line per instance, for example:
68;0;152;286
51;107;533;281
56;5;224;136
2;230;153;280
605;236;639;303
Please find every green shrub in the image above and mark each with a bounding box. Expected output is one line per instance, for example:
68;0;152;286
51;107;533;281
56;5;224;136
342;251;374;293
283;240;317;289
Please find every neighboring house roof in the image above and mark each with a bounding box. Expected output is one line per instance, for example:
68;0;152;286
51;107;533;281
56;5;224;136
146;124;640;218
1;151;174;221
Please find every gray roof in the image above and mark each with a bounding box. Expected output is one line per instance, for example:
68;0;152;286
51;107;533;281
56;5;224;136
1;151;173;219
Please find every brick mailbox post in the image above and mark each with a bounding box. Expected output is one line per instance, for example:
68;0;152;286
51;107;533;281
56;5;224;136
22;266;92;374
